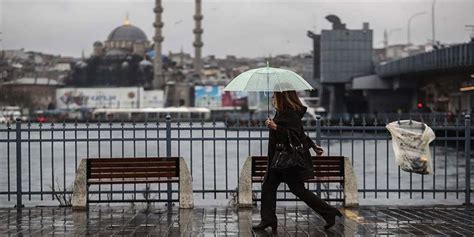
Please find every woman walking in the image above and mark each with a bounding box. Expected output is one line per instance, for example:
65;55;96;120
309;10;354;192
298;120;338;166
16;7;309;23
252;91;342;233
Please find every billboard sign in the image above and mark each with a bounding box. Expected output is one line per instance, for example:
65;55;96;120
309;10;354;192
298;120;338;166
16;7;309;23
56;87;164;109
194;85;250;109
194;86;222;108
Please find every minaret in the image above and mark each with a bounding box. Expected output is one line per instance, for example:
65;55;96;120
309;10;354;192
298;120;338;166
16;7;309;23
153;0;164;89
193;0;203;78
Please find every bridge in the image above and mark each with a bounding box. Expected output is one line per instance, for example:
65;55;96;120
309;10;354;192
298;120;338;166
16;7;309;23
376;41;474;78
349;41;474;115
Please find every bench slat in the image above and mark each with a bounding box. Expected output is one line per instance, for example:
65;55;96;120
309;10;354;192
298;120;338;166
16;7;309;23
253;166;341;172
252;156;344;160
87;157;179;162
252;177;343;182
88;177;179;184
313;156;344;160
89;172;177;179
306;177;344;182
90;167;177;173
314;166;343;171
89;161;177;167
252;171;342;177
313;171;343;176
313;160;343;165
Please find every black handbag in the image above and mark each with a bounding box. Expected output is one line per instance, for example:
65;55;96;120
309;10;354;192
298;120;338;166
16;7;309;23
270;130;307;171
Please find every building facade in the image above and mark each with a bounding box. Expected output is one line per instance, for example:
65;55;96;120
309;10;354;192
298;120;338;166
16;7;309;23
318;15;373;116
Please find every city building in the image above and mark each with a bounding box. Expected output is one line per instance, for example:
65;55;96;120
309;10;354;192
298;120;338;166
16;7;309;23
68;18;154;88
318;15;373;115
0;78;62;112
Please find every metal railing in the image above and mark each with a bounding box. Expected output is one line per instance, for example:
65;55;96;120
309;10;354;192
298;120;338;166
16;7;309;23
0;114;472;208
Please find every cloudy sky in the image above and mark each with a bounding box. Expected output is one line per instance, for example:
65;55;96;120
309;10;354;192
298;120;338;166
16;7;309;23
1;0;473;58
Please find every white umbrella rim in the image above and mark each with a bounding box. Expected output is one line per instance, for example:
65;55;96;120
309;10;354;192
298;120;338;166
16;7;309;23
224;67;314;92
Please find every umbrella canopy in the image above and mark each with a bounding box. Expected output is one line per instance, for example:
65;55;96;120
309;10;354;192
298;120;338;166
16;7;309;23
224;64;313;92
224;63;314;118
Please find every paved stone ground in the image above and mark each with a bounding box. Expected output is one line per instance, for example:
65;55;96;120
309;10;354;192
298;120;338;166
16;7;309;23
0;205;473;236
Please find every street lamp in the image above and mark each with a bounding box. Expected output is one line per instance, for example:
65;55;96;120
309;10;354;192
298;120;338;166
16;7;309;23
407;12;427;45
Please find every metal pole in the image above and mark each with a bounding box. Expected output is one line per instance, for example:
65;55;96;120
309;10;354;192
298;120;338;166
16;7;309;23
165;114;172;206
465;114;471;205
316;115;321;146
316;115;321;196
15;119;23;209
166;114;171;156
267;61;270;118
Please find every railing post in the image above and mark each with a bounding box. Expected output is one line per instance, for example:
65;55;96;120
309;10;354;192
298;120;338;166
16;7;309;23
316;115;322;146
15;119;23;209
465;114;471;205
316;115;321;196
165;114;172;206
166;114;172;157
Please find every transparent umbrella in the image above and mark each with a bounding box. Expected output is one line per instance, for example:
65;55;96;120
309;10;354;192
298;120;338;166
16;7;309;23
224;62;314;116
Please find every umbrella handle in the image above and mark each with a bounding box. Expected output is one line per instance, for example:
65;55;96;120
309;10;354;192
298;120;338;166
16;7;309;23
267;61;270;118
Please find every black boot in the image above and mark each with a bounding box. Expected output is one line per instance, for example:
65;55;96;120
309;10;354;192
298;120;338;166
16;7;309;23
324;210;343;230
252;221;277;234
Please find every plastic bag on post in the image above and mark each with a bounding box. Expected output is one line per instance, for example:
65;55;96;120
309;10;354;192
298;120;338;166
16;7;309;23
386;120;435;175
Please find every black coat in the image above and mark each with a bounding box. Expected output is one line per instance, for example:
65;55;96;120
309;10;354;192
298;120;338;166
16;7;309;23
268;106;316;181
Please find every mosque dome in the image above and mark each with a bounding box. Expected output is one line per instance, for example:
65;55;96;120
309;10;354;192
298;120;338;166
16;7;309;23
107;23;148;43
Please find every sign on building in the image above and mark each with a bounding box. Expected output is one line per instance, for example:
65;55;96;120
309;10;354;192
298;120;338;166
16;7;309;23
194;85;249;109
56;87;164;109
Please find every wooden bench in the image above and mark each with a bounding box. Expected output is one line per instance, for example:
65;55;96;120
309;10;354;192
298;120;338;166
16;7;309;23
72;157;194;210
238;156;358;207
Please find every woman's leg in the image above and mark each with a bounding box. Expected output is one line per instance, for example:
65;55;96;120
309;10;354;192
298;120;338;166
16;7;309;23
286;179;338;218
260;170;282;223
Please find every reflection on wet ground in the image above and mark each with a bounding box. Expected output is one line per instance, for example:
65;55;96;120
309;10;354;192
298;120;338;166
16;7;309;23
0;205;473;236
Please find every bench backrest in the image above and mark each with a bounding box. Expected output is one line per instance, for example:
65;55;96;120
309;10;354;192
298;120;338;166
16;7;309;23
86;157;180;180
251;156;345;181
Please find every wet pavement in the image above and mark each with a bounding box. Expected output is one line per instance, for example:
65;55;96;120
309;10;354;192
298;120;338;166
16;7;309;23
0;204;473;236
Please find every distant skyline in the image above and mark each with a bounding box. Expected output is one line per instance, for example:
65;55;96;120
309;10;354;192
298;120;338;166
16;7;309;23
1;0;473;58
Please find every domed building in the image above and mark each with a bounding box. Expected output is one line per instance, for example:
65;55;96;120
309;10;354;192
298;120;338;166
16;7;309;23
103;19;150;57
69;18;154;88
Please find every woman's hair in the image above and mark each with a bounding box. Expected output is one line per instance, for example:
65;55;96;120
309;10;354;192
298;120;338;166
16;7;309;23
273;91;304;112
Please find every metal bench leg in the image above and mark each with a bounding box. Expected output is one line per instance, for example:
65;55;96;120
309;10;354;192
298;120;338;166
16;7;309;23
86;185;89;211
